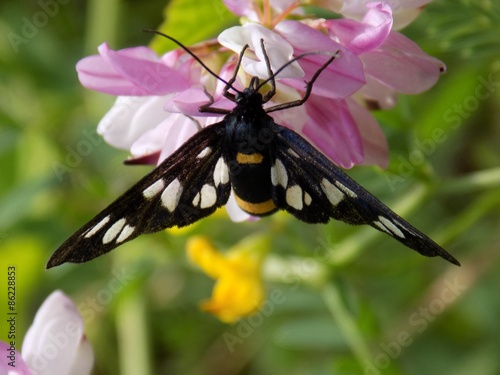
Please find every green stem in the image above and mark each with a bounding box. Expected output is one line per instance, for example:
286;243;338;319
116;290;153;375
439;167;500;195
84;0;122;54
321;282;372;366
83;0;123;117
435;190;500;245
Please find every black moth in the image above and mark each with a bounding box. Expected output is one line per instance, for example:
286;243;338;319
47;34;460;268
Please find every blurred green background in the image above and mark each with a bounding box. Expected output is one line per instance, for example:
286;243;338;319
1;0;500;374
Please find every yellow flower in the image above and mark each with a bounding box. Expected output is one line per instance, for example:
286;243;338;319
186;234;269;323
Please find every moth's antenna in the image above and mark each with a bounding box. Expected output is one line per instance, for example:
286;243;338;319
256;50;338;92
143;29;236;91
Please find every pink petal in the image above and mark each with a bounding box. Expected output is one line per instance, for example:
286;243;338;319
358;75;398;109
0;341;32;375
130;115;199;164
165;88;215;116
303;96;364;168
338;0;429;20
346;98;388;167
275;21;366;99
223;0;256;18
98;95;170;150
77;43;190;96
267;87;309;132
21;291;93;375
361;31;445;94
326;3;393;54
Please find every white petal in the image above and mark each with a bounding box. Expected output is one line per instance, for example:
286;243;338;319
129;113;198;164
66;337;94;375
218;25;303;79
22;291;93;375
98;95;171;150
225;191;253;222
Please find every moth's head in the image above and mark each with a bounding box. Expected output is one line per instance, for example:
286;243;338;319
235;76;264;106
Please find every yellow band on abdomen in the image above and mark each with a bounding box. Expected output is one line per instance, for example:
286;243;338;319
236;152;264;164
234;194;276;215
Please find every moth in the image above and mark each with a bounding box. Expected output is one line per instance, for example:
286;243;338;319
47;34;459;268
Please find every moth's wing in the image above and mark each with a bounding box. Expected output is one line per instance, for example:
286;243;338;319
48;122;231;268
271;124;460;266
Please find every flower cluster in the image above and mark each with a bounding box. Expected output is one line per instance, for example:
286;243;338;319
76;0;445;321
77;0;444;173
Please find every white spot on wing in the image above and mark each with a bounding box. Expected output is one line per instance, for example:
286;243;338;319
271;159;287;188
84;215;111;238
304;192;312;206
286;185;303;210
378;216;405;238
192;192;200;206
373;220;391;234
214;157;229;187
116;224;135;243
321;178;344;206
288;148;299;158
271;165;277;186
161;178;183;212
103;218;126;244
142;179;165;199
197;147;212;159
335;181;357;198
200;184;217;208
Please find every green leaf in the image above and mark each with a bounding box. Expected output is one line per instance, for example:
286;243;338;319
149;0;238;54
413;64;486;142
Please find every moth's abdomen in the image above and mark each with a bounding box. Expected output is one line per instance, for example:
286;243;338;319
230;151;277;216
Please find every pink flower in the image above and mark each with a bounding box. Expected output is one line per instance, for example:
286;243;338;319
77;43;191;96
326;2;445;108
0;291;93;375
79;46;216;164
74;0;445;218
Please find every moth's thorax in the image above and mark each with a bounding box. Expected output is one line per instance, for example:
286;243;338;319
225;90;277;216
